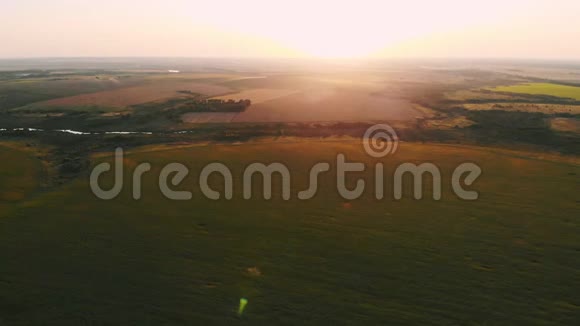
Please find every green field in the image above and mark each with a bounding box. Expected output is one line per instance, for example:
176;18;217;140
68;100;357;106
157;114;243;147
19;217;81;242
0;144;41;205
1;141;578;325
489;83;580;100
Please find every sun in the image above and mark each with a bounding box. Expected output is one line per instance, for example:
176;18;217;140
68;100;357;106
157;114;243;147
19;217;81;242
247;18;399;59
290;35;389;59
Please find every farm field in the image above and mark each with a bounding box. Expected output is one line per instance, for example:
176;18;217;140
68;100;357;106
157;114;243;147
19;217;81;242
0;140;578;325
444;89;536;102
219;73;397;93
462;103;580;114
210;88;299;104
487;65;580;84
489;83;580;100
181;112;239;123
32;81;233;109
0;76;135;110
1;73;254;114
7;69;579;130
233;88;420;122
550;117;580;133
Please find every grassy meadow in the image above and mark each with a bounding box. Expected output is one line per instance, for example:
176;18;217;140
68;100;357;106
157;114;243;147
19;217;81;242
489;83;580;101
0;144;42;204
0;140;578;325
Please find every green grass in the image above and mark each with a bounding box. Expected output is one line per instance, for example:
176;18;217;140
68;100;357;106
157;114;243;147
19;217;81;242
0;144;41;205
0;141;579;325
489;83;580;100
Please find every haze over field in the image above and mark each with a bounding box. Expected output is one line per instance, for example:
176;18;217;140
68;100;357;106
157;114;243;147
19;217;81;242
2;0;580;59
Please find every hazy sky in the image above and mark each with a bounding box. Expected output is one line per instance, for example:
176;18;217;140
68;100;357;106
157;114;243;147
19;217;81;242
2;0;579;59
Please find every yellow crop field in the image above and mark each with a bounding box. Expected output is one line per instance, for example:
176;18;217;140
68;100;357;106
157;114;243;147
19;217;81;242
490;83;580;100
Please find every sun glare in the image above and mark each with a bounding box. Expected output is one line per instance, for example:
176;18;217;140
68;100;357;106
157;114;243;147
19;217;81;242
191;0;532;59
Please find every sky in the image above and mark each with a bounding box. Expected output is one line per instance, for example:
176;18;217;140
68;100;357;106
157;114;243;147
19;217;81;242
1;0;580;60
